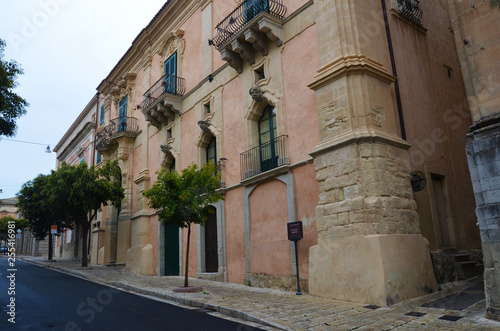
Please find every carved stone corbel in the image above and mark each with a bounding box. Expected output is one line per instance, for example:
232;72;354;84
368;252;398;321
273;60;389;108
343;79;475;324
258;18;283;47
244;30;268;56
220;48;243;73
231;39;255;65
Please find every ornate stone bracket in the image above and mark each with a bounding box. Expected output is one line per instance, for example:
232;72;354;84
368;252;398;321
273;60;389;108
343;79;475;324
143;94;182;130
216;15;283;73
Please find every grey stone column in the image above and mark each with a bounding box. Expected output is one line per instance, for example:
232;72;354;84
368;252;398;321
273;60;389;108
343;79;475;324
466;116;500;321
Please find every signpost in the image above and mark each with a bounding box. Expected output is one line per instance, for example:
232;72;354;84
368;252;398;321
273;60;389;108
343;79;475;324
50;225;57;234
287;221;303;295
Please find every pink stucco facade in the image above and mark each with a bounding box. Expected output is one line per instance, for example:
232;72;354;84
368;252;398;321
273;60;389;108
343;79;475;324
56;0;482;300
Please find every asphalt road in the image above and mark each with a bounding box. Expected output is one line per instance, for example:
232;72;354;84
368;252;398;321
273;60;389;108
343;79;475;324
0;257;264;331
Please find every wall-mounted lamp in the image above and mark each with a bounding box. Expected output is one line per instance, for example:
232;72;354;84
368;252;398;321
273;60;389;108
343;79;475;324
136;104;142;110
45;145;52;153
208;39;214;46
208;74;214;82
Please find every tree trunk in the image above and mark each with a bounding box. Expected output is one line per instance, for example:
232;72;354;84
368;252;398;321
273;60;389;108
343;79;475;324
184;223;191;287
81;223;89;267
48;228;53;261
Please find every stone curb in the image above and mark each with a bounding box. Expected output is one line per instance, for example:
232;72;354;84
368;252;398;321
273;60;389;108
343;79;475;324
20;258;91;281
107;281;287;330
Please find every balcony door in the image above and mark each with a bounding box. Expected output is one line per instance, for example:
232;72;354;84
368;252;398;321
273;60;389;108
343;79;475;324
258;105;278;172
164;52;177;95
245;0;269;22
118;95;128;132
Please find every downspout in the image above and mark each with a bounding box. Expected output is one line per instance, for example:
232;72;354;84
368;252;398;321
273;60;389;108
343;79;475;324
381;0;407;140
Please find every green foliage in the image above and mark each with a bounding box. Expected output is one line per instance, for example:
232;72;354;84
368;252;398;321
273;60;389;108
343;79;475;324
46;161;124;225
144;163;223;228
0;39;28;137
16;174;59;239
144;162;223;287
0;215;28;238
16;161;124;266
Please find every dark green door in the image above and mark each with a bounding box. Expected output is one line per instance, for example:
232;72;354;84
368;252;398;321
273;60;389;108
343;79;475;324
245;0;269;22
164;52;177;95
259;105;278;172
164;223;179;276
118;95;128;132
205;207;218;273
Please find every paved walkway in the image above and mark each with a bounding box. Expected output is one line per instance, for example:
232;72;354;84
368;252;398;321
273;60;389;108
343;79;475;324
16;256;500;330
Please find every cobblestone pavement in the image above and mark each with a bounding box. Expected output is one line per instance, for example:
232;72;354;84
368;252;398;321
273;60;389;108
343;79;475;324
16;256;500;330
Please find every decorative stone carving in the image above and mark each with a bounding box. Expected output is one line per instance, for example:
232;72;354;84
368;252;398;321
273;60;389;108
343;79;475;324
198;120;211;132
322;102;349;134
249;86;264;102
161;30;185;62
160;143;172;155
371;105;385;127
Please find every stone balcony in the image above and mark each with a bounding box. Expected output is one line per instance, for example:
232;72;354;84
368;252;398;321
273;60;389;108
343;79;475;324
139;74;185;130
210;0;287;73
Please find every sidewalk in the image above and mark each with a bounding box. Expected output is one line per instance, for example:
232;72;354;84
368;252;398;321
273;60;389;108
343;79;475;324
19;256;500;330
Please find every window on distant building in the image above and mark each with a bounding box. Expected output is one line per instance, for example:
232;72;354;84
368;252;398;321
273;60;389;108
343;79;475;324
100;104;105;126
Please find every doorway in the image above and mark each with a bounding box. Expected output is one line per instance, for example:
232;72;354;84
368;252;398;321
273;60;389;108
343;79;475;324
205;206;218;273
164;223;179;275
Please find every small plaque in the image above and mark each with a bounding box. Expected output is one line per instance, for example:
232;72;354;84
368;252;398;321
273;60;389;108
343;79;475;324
287;221;303;241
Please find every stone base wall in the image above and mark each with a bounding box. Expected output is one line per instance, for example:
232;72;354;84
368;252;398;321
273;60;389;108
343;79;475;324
309;234;437;306
466;115;500;320
313;141;420;241
244;273;308;293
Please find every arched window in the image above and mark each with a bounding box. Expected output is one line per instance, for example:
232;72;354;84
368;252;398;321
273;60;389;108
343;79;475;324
169;158;176;173
206;136;217;164
258;105;277;172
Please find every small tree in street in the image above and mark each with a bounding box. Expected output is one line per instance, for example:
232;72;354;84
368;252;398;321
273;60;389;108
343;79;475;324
47;161;124;267
144;163;223;287
17;174;62;260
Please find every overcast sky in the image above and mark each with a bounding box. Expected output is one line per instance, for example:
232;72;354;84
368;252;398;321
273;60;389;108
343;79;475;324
0;0;167;198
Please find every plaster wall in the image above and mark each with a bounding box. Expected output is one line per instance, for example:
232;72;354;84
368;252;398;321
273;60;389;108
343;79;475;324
281;24;320;164
387;0;478;249
225;187;246;284
180;10;203;92
249;179;290;276
222;76;244;186
291;163;319;277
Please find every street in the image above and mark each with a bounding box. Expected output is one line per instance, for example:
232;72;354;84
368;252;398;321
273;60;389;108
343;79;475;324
0;258;264;331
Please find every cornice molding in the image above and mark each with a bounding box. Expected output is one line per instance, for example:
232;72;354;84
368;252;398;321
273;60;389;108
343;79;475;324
308;55;396;91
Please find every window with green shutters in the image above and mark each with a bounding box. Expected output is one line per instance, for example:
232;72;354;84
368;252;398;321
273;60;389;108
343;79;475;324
206;136;217;164
100;104;105;126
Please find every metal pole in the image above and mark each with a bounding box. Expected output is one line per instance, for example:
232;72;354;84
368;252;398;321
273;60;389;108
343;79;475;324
294;240;301;295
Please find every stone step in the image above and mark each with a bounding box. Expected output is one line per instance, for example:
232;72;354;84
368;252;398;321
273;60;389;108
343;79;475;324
450;253;471;262
457;261;484;279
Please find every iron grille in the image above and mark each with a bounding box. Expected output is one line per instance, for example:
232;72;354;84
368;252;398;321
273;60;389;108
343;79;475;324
212;0;287;49
396;0;423;24
141;73;185;111
240;135;289;180
96;117;139;148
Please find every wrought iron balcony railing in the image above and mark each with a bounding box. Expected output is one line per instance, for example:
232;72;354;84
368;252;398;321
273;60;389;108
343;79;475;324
240;135;289;180
396;0;423;24
212;0;287;49
96;116;139;149
140;73;185;111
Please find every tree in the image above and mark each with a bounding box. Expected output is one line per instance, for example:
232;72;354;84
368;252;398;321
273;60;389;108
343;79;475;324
0;215;29;251
16;174;62;260
0;39;28;137
47;161;124;267
144;162;223;287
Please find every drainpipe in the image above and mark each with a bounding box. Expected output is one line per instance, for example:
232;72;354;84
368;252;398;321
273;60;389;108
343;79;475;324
381;0;407;140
